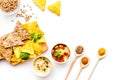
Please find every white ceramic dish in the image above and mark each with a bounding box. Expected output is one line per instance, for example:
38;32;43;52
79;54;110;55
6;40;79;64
32;56;52;77
51;43;71;64
0;0;20;16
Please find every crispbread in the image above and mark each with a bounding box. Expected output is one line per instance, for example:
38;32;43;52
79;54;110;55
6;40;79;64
1;32;25;48
0;38;4;60
0;45;13;63
0;21;26;63
0;21;30;60
0;33;22;60
14;21;30;41
0;52;4;60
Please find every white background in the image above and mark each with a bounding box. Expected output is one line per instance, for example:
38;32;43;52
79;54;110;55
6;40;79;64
0;0;120;80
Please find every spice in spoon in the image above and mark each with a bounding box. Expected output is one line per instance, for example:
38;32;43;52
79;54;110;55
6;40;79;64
81;57;89;65
65;45;84;80
88;48;106;80
98;48;106;56
76;57;90;80
75;46;84;54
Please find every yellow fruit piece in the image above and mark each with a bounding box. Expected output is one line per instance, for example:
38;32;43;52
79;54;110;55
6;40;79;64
32;41;42;55
22;21;46;43
22;21;46;54
22;21;44;35
48;1;61;16
12;40;36;63
13;40;35;59
33;0;46;11
11;55;22;63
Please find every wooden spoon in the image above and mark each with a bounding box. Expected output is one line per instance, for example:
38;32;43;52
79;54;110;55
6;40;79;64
65;46;84;80
76;56;90;80
88;48;106;80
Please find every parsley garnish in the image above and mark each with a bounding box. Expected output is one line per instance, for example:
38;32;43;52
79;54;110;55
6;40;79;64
54;50;61;57
20;52;30;60
30;33;43;42
37;34;43;39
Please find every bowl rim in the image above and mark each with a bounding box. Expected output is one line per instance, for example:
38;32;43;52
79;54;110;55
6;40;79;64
32;56;52;77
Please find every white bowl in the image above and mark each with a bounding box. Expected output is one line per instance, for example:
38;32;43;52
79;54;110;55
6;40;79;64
32;56;52;77
51;43;71;64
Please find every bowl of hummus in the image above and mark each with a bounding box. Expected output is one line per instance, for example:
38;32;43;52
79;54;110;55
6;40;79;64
33;56;52;77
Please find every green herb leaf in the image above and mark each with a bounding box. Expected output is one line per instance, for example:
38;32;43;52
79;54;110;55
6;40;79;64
54;50;61;57
20;52;30;60
33;38;37;42
37;34;43;39
30;33;35;39
30;33;43;43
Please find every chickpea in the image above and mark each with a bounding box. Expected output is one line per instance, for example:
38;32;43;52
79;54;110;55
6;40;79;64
54;45;58;49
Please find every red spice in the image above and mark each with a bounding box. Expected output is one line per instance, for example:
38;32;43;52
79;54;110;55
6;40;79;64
81;57;89;65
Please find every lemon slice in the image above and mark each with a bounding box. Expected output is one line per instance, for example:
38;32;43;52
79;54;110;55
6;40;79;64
33;0;46;11
48;1;61;16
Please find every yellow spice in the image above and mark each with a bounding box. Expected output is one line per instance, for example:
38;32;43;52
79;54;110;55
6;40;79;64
98;48;106;56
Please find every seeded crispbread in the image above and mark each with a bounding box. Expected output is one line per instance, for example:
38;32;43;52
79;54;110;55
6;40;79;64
14;21;30;41
1;32;24;48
